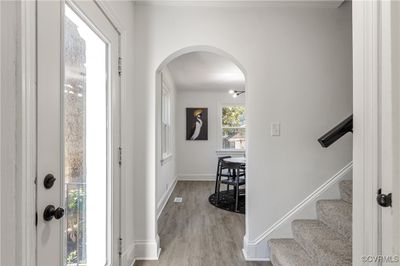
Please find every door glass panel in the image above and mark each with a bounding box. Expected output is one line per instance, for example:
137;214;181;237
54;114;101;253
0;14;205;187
64;5;108;265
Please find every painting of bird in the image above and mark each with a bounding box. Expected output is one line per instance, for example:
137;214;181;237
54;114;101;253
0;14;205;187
186;108;208;140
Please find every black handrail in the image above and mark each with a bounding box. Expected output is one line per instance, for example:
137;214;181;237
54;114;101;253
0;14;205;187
318;115;353;148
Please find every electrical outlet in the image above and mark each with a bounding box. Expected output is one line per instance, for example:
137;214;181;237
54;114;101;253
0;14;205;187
174;197;183;203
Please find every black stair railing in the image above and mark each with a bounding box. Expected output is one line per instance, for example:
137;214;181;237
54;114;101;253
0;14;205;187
318;115;353;148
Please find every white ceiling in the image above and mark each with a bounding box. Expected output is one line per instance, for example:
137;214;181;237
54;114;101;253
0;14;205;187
165;51;245;92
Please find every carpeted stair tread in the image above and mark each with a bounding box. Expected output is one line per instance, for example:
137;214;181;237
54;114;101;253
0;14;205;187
339;180;352;204
292;219;352;266
317;199;352;239
268;239;317;266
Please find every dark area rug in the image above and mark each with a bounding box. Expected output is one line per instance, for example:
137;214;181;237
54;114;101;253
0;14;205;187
208;189;245;214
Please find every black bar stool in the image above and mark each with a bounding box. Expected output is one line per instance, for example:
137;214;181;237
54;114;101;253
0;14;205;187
216;161;246;212
214;156;232;194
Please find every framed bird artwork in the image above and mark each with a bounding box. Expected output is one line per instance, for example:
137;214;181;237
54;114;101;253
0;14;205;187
186;108;208;140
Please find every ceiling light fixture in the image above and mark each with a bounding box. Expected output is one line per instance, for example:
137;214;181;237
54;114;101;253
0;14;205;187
229;90;245;98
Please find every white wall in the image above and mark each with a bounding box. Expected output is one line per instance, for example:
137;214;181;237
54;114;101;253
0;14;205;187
176;90;245;180
156;67;177;218
133;2;352;260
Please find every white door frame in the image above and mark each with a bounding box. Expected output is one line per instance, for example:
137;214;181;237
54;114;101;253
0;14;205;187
19;1;128;265
353;0;380;264
353;0;397;265
20;1;38;265
392;2;400;259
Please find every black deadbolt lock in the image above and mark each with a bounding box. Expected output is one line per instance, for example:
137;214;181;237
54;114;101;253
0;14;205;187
44;174;56;189
43;205;64;221
377;189;392;208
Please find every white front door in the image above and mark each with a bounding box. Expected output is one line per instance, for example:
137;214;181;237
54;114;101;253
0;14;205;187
37;1;121;265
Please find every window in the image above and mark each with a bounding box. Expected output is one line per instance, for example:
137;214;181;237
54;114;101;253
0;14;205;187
221;105;246;149
161;82;172;161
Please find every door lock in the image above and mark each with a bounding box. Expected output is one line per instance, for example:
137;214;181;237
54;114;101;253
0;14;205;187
43;174;56;189
377;189;392;208
43;205;65;221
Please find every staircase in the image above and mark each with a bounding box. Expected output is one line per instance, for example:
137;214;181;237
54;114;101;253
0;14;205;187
268;180;353;266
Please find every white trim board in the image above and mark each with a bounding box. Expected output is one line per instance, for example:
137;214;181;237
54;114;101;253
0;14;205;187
94;3;131;266
352;1;380;265
242;248;270;262
0;1;2;263
20;1;37;266
177;174;215;181
133;238;161;260
87;3;136;266
157;177;178;219
243;162;353;260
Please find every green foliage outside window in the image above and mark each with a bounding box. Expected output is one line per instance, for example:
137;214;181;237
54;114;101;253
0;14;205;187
222;106;246;149
222;106;245;128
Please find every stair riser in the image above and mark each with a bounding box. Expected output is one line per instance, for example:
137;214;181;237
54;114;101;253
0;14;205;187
292;222;319;259
268;239;317;266
318;216;352;239
317;201;352;239
339;180;352;204
270;249;283;266
340;191;352;204
292;220;352;266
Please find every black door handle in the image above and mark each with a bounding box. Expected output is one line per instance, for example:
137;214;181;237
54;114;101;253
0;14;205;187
377;189;392;208
44;174;56;189
43;205;65;221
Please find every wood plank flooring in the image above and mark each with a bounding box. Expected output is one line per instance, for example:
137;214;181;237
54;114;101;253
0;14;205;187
135;181;271;266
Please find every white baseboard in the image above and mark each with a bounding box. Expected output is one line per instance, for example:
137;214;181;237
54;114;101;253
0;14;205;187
243;235;270;261
157;177;178;220
133;235;161;260
177;173;215;181
242;249;271;262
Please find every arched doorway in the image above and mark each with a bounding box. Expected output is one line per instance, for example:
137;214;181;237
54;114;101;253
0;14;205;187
153;46;249;263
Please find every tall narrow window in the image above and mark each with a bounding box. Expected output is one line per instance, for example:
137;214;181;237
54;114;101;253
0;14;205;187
161;81;172;161
221;105;246;149
64;5;108;265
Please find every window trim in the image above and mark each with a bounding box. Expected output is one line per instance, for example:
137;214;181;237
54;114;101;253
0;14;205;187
161;81;172;163
218;103;246;151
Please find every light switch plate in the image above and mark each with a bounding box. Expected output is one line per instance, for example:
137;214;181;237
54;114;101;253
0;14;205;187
271;122;280;136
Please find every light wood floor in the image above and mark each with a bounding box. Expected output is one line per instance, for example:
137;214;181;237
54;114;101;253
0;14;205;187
135;181;271;266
